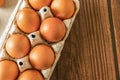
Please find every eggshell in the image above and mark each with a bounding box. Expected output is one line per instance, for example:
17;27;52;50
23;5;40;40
0;60;19;80
0;0;4;7
5;34;30;58
29;44;55;70
40;17;66;42
18;69;44;80
51;0;75;19
16;8;40;33
29;0;52;10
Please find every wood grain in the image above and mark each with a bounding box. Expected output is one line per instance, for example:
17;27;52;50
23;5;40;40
50;0;119;80
111;0;120;77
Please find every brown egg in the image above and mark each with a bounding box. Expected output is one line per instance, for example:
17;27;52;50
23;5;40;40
51;0;75;19
0;60;19;80
18;69;44;80
5;34;30;58
29;0;52;10
40;17;66;42
16;8;40;33
0;0;4;7
29;44;55;70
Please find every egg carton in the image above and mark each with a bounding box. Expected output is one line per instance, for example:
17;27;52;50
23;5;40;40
0;0;80;80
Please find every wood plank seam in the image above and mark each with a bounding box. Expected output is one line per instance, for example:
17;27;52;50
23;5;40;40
107;0;120;79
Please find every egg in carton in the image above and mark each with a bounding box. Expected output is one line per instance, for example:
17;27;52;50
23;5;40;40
0;0;80;80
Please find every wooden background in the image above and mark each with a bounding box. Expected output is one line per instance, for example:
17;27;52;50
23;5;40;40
51;0;120;80
0;0;120;80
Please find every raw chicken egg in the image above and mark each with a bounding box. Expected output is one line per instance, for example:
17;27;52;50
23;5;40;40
0;0;4;7
29;0;52;10
5;34;30;58
0;60;19;80
16;8;40;33
29;44;55;70
18;69;44;80
40;17;66;42
51;0;75;19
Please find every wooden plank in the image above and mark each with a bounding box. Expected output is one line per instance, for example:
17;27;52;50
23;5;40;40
50;0;117;80
111;0;120;77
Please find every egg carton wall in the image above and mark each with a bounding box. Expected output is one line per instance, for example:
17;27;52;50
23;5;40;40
0;0;80;80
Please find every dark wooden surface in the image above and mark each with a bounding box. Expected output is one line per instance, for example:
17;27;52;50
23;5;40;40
50;0;120;80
